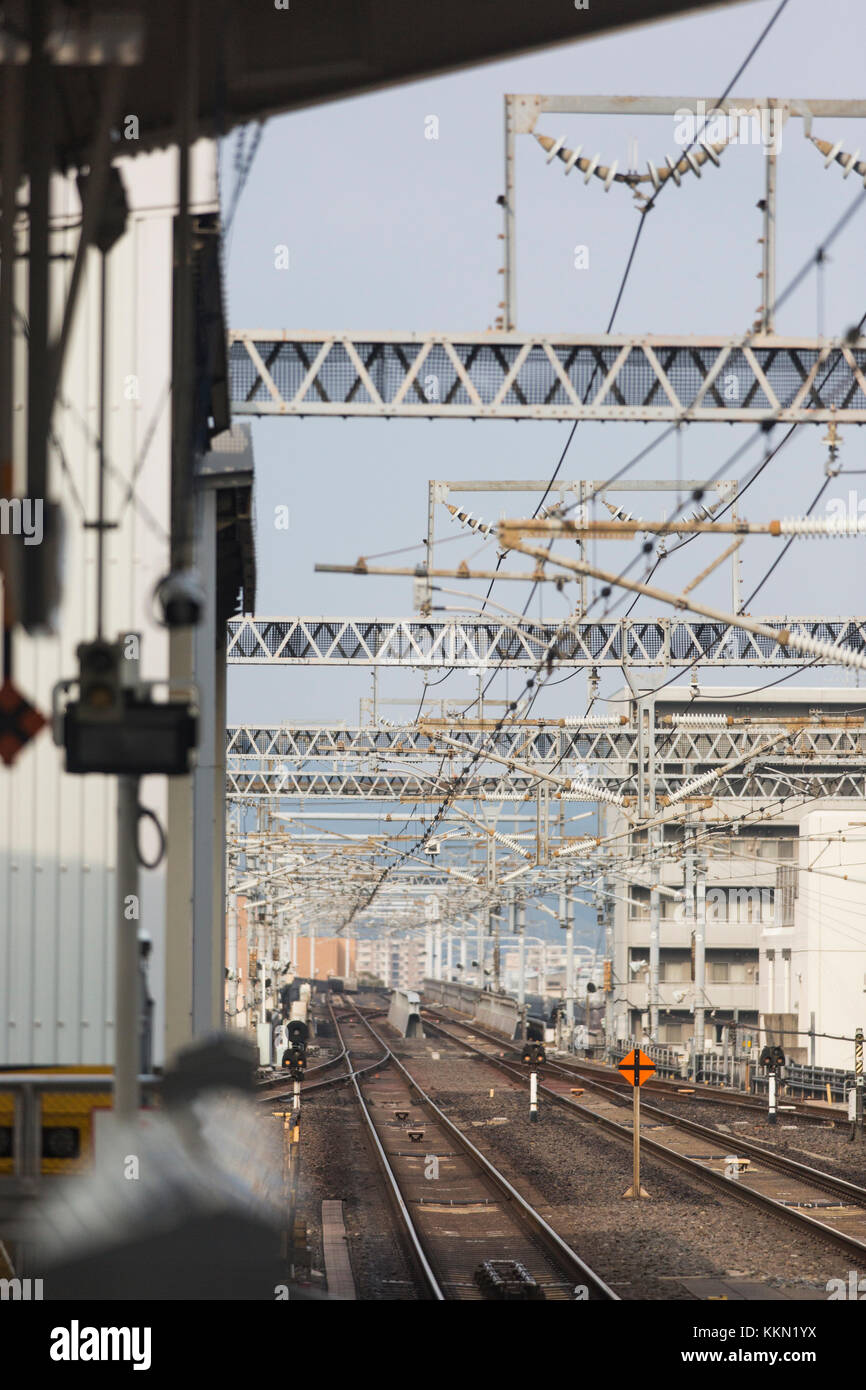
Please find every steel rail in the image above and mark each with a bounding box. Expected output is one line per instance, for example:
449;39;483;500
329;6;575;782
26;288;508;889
331;1004;445;1300
424;1005;846;1125
422;1014;866;1265
345;1000;619;1300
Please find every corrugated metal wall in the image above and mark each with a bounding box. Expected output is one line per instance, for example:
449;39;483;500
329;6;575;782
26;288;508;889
0;142;217;1066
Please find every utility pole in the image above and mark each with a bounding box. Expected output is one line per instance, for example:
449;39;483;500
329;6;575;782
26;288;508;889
491;902;501;992
648;878;660;1042
516;894;526;1019
684;825;695;1068
115;776;141;1121
694;850;707;1079
564;883;575;1051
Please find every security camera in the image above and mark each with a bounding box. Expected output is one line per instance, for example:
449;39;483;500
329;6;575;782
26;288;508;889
154;570;205;628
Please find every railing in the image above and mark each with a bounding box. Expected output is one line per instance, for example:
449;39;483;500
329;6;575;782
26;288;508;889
751;1061;855;1104
610;1043;854;1102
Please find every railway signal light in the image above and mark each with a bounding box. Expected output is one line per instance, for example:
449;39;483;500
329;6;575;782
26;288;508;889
521;1041;545;1123
759;1045;785;1126
283;1045;307;1080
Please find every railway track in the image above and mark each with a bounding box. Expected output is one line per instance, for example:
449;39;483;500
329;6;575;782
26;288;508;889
327;1000;618;1301
255;1048;349;1105
421;1010;866;1265
424;1004;845;1125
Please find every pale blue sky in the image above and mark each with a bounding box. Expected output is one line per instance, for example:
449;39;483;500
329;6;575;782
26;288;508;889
222;0;866;941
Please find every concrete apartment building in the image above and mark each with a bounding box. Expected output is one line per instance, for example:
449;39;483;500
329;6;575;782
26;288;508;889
602;688;866;1070
357;936;426;990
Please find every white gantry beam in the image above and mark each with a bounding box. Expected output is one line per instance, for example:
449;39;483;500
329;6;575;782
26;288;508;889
226;616;866;668
226;768;866;800
226;721;866;762
229;331;866;423
226;721;866;801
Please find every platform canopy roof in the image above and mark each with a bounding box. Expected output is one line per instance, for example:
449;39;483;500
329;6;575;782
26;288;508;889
1;0;751;168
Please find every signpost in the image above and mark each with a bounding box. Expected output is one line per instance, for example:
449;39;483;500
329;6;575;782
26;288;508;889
618;1048;655;1199
522;1041;545;1122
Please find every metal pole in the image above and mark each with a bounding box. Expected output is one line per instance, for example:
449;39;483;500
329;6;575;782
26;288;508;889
170;0;199;576
23;0;52;632
768;1067;777;1125
565;887;575;1051
855;1027;864;1135
309;923;316;982
648;881;660;1042
762;105;777;332
529;1069;538;1123
694;854;707;1077
603;893;614;1058
810;1011;816;1067
517;896;526;1010
227;888;238;1025
491;904;501;992
632;1085;641;1199
503;95;517;329
0;64;20;640
115;776;141;1120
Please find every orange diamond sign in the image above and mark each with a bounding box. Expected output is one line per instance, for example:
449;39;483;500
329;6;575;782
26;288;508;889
618;1048;655;1088
0;679;48;766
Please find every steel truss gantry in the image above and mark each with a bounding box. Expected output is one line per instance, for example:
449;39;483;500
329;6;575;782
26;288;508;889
226;719;866;802
229;331;866;423
226;615;866;668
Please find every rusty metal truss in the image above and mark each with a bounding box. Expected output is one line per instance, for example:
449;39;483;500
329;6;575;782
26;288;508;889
228;331;866;422
226;615;866;668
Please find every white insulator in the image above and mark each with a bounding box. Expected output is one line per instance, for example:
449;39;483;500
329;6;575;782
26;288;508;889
689;501;713;523
699;139;720;167
584;152;601;184
494;832;533;858
684;149;702;178
666;768;720;804
823;139;843;168
603;159;618;192
562;714;623;727
646;160;660;191
545;134;567;163
843;149;861;178
563;143;583;175
784;629;866;671
446;866;480;885
672;713;728;727
664;154;682;187
777;515;866;537
554;838;596;858
567;778;625;807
